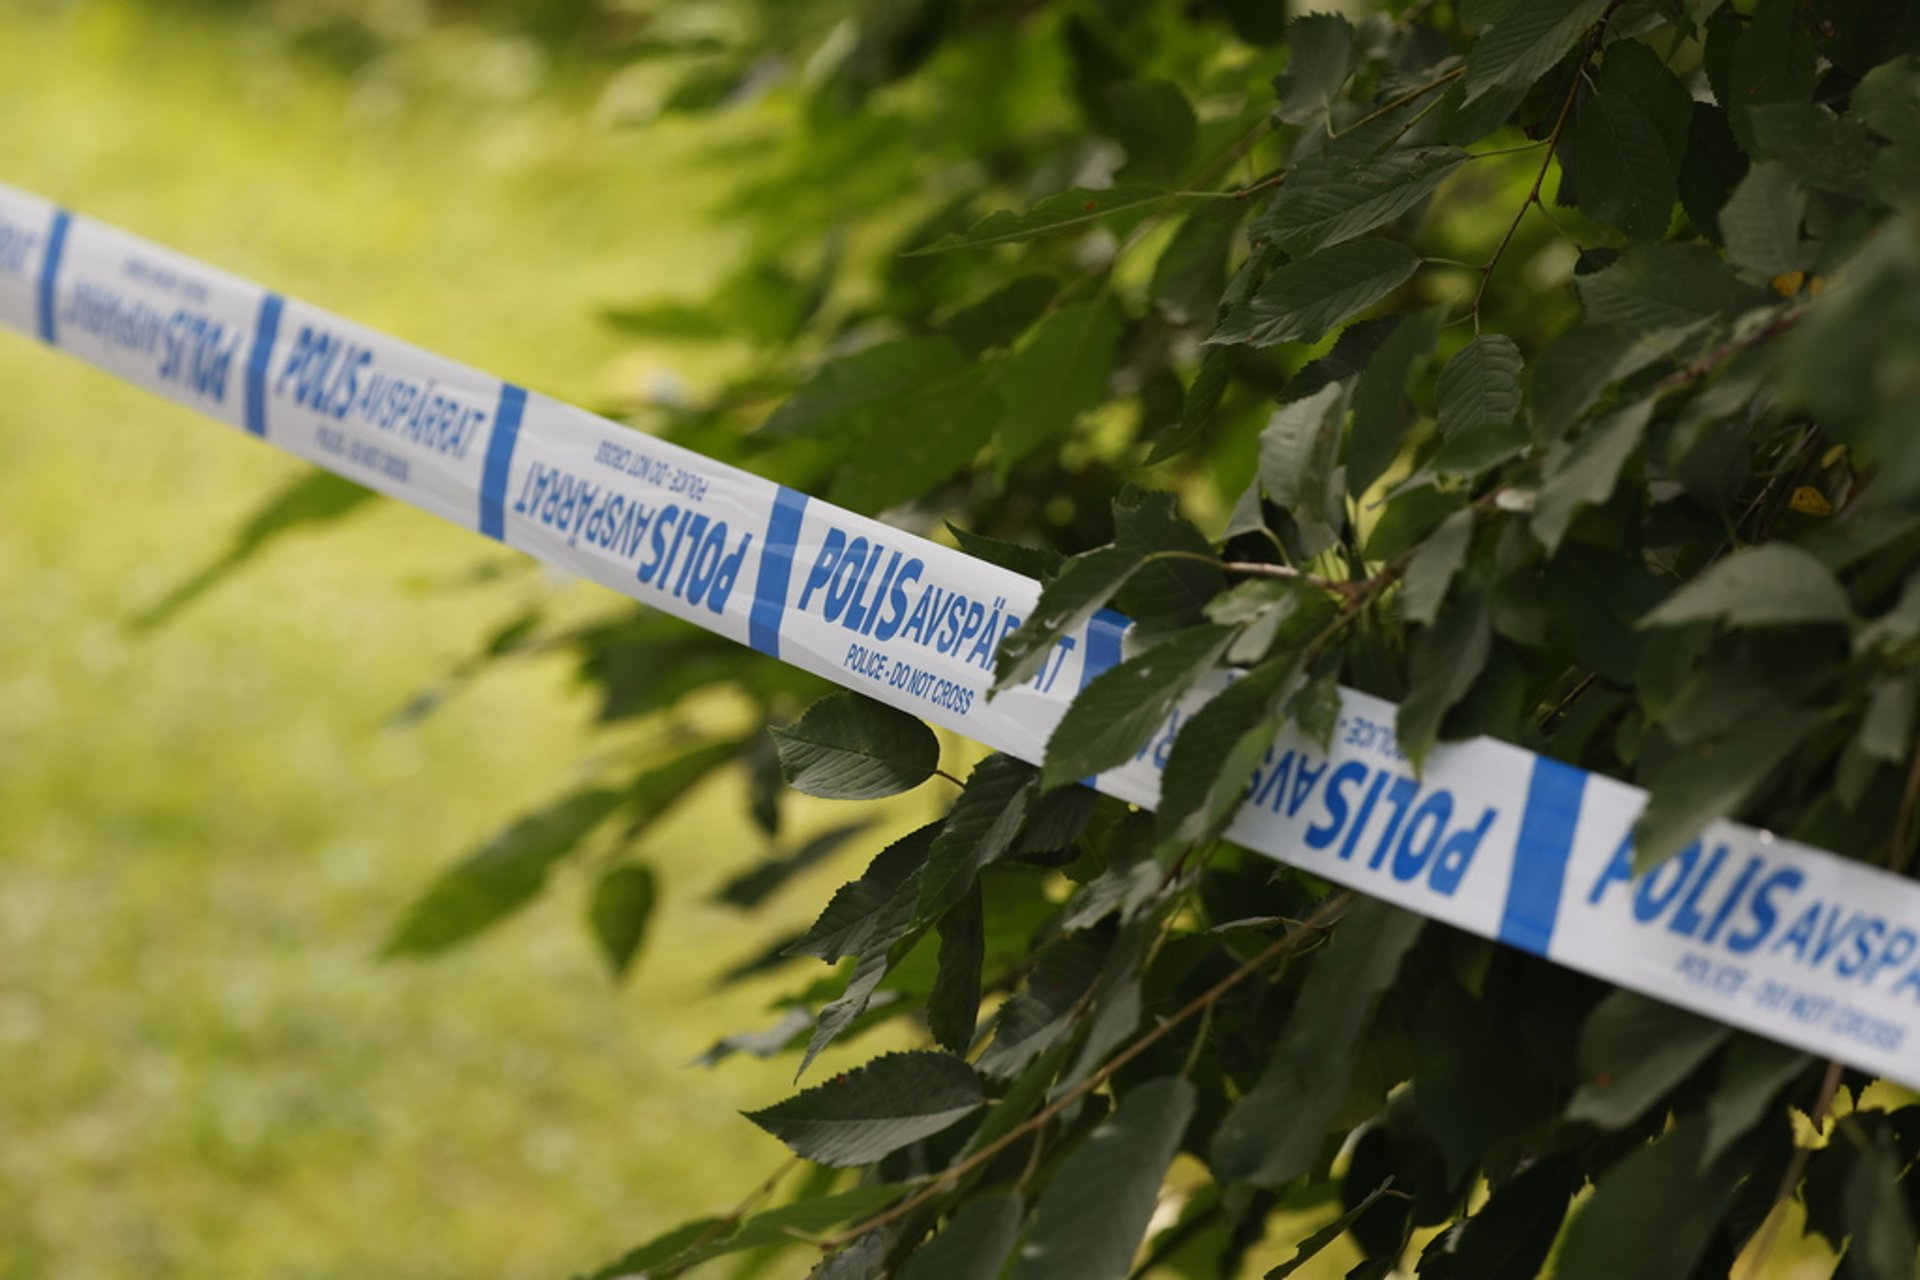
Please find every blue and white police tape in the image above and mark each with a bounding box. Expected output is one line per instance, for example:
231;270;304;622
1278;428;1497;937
4;178;1917;1087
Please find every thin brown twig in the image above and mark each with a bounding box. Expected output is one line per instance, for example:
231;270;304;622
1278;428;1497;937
1887;732;1920;875
1468;60;1583;332
817;892;1355;1251
1738;1059;1846;1280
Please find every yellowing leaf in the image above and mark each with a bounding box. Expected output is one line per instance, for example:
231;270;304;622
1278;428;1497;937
1788;485;1833;516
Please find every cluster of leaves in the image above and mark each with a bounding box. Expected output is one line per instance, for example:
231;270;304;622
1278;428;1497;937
170;0;1920;1274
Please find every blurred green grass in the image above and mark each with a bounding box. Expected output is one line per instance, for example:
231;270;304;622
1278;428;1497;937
0;4;914;1277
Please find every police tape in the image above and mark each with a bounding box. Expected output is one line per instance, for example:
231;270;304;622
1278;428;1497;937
4;178;1917;1088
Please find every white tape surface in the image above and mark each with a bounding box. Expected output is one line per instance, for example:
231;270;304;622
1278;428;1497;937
5;179;1917;1086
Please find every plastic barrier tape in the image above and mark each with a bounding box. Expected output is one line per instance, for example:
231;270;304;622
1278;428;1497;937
4;179;1917;1087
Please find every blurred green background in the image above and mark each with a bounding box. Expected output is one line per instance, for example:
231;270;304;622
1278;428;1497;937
0;2;930;1276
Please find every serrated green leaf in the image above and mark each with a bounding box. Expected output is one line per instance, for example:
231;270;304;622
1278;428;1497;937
1554;1119;1752;1280
1289;663;1343;751
946;524;1064;582
1108;79;1198;184
994;545;1140;692
1426;1156;1578;1280
998;297;1123;470
1396;593;1493;768
1599;39;1692;166
1211;239;1423;349
746;1051;984;1167
1274;13;1356;124
1158;659;1294;843
1843;1127;1919;1280
762;337;969;439
831;363;1004;512
791;824;937;962
978;930;1109;1079
587;863;656;981
1720;163;1804;280
771;692;941;800
1532;398;1655;555
918;754;1039;923
941;275;1059;355
1528;322;1662;437
1151;201;1243;325
1640;544;1853;629
1041;625;1237;790
898;1195;1024;1280
585;1184;911;1279
1011;1076;1197;1280
908;186;1174;255
1679;103;1750;244
385;787;623;957
1350;309;1437;495
1463;0;1611;103
1146;346;1233;464
1749;101;1883;198
1437;335;1523;437
1564;991;1730;1130
1726;0;1816;154
1259;382;1349;556
1260;147;1469;257
1631;711;1821;870
1575;243;1773;329
1402;508;1475;626
1113;488;1227;632
1702;1037;1809;1167
1211;900;1424;1185
1575;91;1677;242
927;887;984;1054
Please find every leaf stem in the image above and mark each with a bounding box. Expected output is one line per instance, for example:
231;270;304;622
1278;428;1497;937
817;893;1354;1250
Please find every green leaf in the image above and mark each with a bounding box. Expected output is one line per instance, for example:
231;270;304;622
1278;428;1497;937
1718;162;1807;278
1424;1156;1578;1280
1574;91;1678;242
1554;1118;1753;1280
1598;39;1692;167
1702;1037;1809;1167
385;788;623;957
1265;1180;1397;1278
1679;103;1750;244
762;337;969;439
1726;0;1816;154
745;1051;985;1167
1349;310;1437;495
1273;14;1356;124
997;297;1123;470
1010;1076;1197;1280
978;930;1109;1079
1631;711;1821;870
918;754;1040;920
1564;991;1731;1130
1108;79;1198;184
928;887;984;1054
1528;323;1666;438
1396;593;1493;768
1575;243;1773;330
1259;382;1349;556
1211;900;1425;1185
587;864;657;981
993;545;1139;692
1748;101;1883;198
1151;202;1243;325
1402;508;1475;626
586;1185;911;1279
1260;147;1469;257
1041;625;1238;790
942;275;1059;355
1211;239;1423;349
1531;398;1655;555
1862;675;1918;762
791;824;938;963
898;1195;1024;1280
1639;544;1853;629
771;692;941;800
908;186;1174;255
1113;488;1228;632
1436;335;1523;438
1145;346;1232;463
831;363;1005;512
1842;1127;1919;1280
1157;660;1294;843
1463;0;1611;103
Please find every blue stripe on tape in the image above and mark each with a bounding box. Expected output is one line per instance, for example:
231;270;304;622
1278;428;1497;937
243;293;284;437
479;383;527;540
749;486;809;658
1498;755;1588;956
35;209;72;346
1079;609;1128;691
